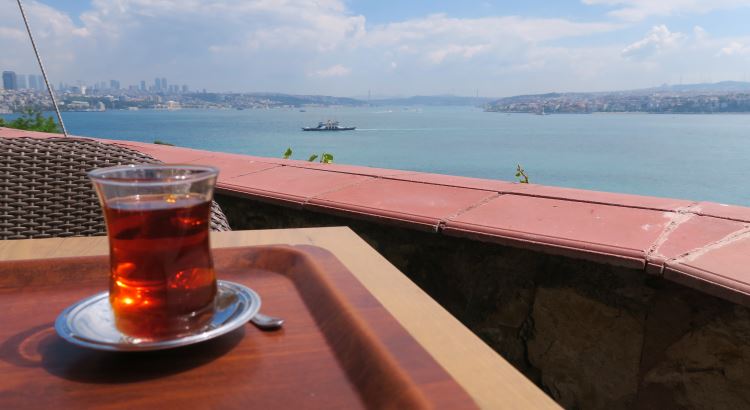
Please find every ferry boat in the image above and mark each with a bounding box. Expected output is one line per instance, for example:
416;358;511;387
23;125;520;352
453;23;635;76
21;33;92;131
302;120;356;131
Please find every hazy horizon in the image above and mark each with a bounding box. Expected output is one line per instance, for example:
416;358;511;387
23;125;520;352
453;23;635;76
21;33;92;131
2;1;750;97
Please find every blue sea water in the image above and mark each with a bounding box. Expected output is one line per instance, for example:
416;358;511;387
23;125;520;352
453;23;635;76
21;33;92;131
4;107;750;206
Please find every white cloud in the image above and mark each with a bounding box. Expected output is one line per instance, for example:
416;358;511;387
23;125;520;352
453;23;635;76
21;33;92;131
582;0;750;21
719;41;750;57
622;25;684;59
0;26;25;41
1;0;749;96
1;0;370;93
366;14;618;46
427;44;490;64
364;13;620;71
693;25;708;42
0;1;89;74
0;1;624;94
309;64;351;77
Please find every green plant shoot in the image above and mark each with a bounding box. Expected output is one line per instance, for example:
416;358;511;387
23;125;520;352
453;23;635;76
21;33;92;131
515;164;529;184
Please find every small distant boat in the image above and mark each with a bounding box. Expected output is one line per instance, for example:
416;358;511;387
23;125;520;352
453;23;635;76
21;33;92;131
302;120;356;131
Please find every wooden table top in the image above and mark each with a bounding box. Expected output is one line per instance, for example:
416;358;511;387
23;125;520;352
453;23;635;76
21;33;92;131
0;227;559;409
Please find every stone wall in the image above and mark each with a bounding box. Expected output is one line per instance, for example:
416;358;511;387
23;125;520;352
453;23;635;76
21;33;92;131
217;193;750;409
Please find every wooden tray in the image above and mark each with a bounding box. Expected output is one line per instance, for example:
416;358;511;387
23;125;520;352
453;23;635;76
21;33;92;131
0;245;476;409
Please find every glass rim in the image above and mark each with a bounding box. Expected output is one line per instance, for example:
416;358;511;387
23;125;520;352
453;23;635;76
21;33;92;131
87;164;219;187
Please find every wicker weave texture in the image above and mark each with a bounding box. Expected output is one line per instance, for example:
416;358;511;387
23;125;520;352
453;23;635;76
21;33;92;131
0;137;231;239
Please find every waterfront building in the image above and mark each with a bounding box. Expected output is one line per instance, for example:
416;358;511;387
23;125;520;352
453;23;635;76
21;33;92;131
2;71;17;90
67;100;90;110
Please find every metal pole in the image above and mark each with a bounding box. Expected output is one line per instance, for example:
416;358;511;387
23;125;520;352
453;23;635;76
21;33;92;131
16;0;68;137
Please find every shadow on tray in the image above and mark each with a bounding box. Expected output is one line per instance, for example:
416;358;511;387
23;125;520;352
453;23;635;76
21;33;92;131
0;323;246;383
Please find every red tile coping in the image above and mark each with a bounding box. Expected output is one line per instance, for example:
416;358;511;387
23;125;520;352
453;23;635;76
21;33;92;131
3;128;750;306
309;178;497;230
444;195;674;269
664;228;750;306
225;166;371;206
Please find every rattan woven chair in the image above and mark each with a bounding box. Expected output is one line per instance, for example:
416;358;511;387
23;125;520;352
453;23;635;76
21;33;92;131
0;137;231;239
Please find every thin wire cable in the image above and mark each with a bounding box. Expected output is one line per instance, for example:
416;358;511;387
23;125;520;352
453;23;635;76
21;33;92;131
16;0;68;137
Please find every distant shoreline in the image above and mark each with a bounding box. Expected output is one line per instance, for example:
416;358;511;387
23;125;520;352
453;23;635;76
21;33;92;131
484;110;750;115
4;107;750;117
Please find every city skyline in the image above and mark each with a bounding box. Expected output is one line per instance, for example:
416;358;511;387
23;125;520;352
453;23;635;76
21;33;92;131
1;1;750;97
3;66;750;103
1;70;190;94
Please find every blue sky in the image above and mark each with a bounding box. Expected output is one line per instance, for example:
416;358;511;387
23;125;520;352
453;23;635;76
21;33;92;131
2;0;750;96
349;1;612;23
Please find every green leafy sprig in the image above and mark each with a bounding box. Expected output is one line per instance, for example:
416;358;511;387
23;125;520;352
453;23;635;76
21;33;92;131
282;148;334;164
515;164;529;184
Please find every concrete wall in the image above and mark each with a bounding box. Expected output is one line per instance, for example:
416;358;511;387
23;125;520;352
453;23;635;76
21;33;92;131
217;193;750;409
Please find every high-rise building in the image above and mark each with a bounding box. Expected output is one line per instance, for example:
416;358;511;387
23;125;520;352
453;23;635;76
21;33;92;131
140;80;146;91
17;74;27;89
154;77;161;91
182;84;189;93
3;71;18;90
29;75;38;90
110;80;120;90
161;77;167;91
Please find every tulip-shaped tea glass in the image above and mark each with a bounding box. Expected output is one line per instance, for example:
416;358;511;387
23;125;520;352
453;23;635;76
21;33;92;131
89;164;219;340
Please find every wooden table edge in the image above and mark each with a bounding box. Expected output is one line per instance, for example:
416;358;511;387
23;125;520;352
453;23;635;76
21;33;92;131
0;227;559;409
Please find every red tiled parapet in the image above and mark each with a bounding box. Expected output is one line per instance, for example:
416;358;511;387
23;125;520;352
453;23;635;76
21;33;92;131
2;127;749;306
309;178;497;230
443;195;674;269
225;166;371;206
